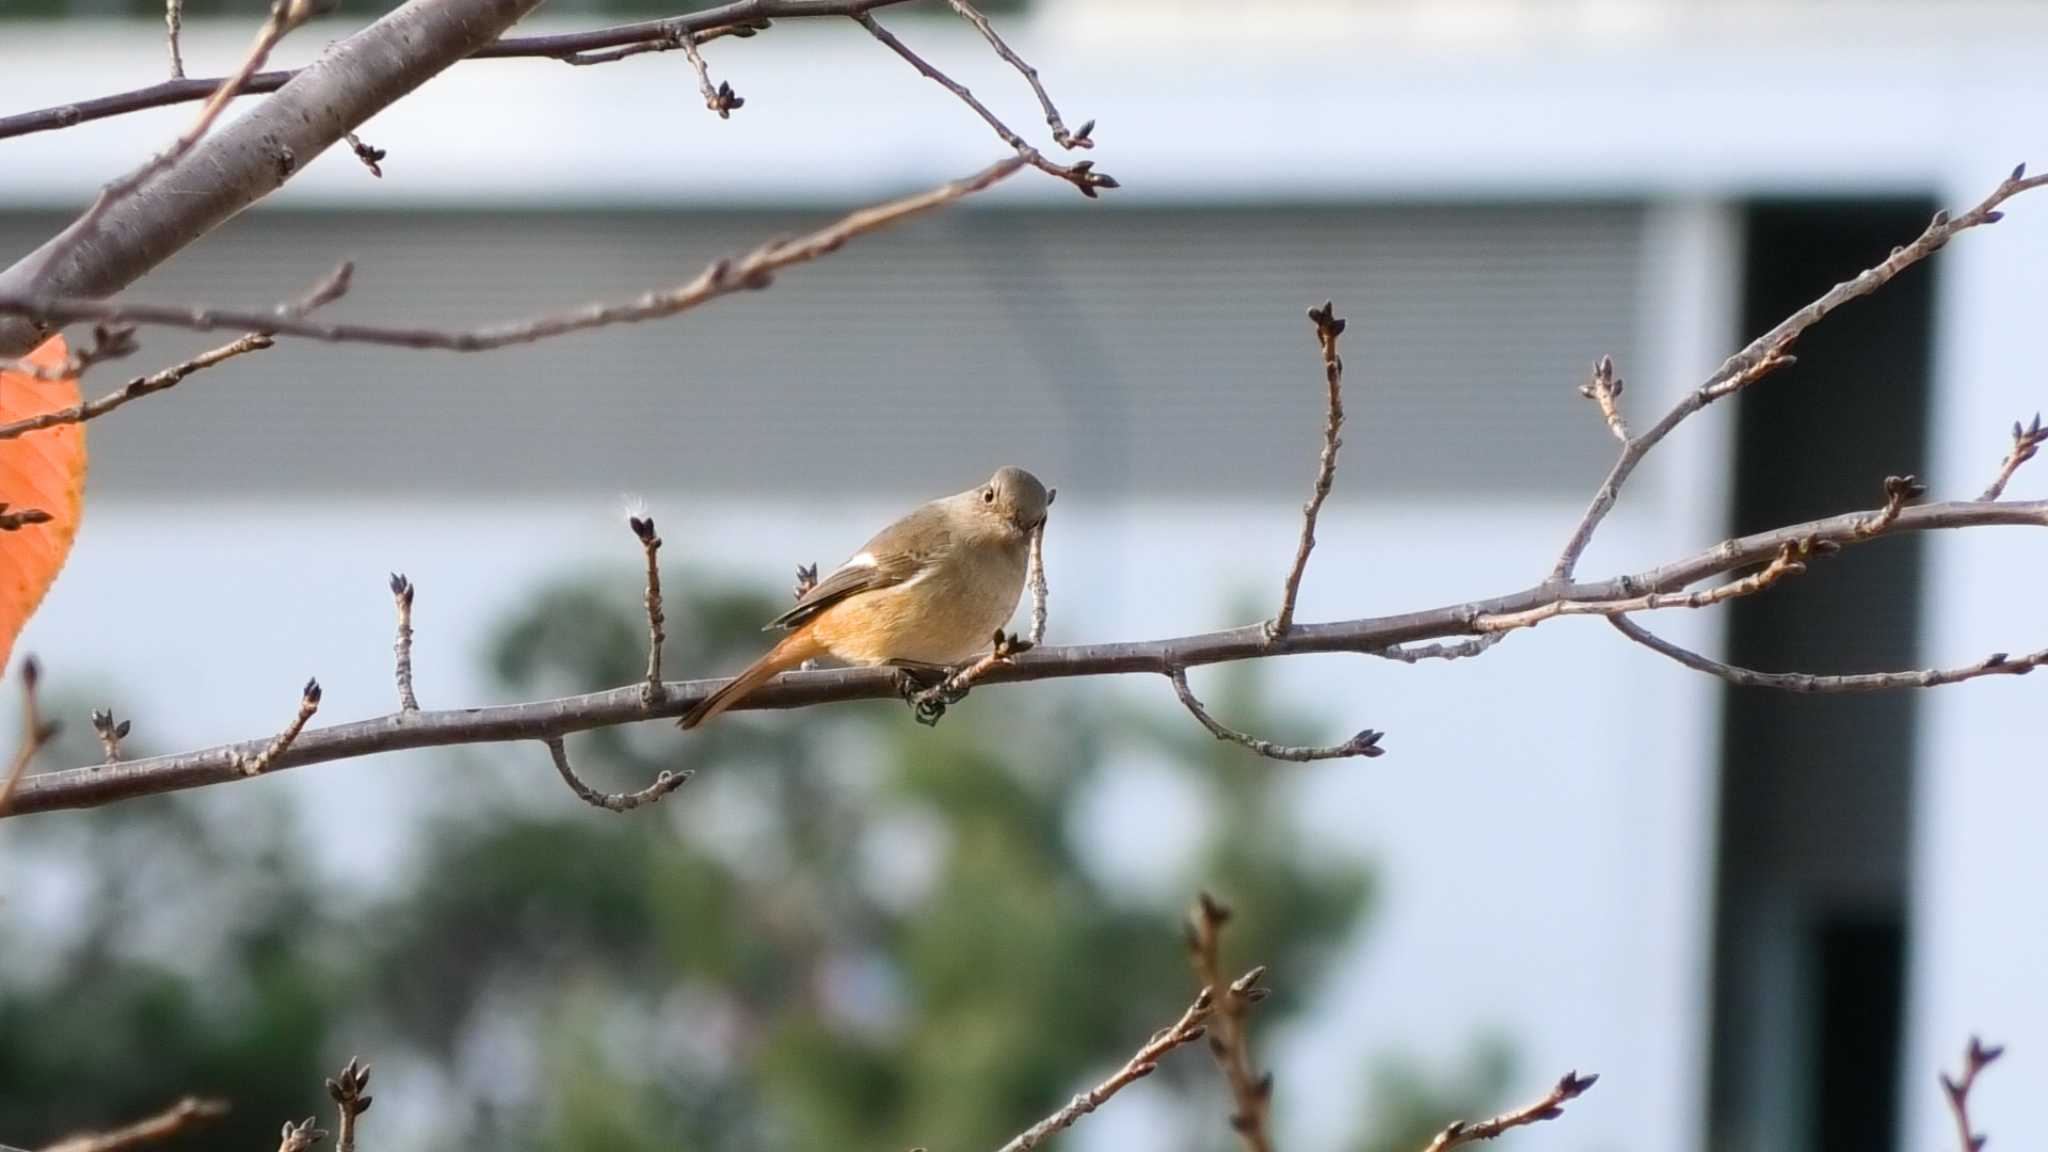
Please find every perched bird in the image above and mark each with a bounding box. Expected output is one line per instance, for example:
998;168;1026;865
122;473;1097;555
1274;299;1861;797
679;466;1051;729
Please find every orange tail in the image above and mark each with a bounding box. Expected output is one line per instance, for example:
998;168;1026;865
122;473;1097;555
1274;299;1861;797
678;628;823;730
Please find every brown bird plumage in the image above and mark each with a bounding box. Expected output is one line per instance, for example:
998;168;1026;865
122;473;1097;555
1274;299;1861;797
679;467;1050;729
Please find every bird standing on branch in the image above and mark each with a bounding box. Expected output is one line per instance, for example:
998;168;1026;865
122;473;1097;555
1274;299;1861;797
679;466;1051;729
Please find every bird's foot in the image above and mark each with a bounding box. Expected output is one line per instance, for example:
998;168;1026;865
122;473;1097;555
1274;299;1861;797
903;632;1032;727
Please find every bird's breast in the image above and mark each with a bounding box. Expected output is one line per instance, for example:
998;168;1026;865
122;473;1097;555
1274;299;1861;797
808;539;1028;666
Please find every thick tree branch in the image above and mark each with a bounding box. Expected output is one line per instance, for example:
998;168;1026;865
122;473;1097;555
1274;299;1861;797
1547;163;2047;582
5;496;2045;817
0;157;1026;355
0;0;550;359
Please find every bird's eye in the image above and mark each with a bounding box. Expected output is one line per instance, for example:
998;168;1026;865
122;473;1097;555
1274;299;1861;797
982;488;996;504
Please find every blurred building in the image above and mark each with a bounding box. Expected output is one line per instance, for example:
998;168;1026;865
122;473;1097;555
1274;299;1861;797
3;4;2045;1152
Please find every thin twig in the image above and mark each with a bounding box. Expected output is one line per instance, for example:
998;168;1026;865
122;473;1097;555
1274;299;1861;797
945;0;1093;149
1614;613;2048;692
679;34;743;117
232;679;321;776
325;1058;371;1152
1271;301;1348;638
1417;1071;1599;1152
853;13;1117;198
0;261;349;442
1167;663;1382;763
11;495;2048;817
543;736;689;812
0;1;913;141
1188;894;1275;1152
994;982;1221;1152
0;505;55;532
1940;1037;2004;1152
630;516;666;708
0;657;59;817
31;0;317;289
1549;162;2048;583
0;159;1027;352
2;323;138;382
165;0;186;80
1852;474;1927;538
560;21;766;66
38;1097;228;1152
1980;414;2045;501
90;708;131;764
0;333;272;442
1480;540;1811;633
389;574;419;712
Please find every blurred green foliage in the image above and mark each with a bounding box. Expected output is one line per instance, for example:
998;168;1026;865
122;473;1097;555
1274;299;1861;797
1;569;1504;1152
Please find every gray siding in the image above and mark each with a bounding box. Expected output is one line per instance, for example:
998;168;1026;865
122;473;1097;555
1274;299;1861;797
0;203;1644;500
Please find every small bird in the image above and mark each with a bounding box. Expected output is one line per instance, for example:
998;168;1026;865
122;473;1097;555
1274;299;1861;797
679;466;1051;729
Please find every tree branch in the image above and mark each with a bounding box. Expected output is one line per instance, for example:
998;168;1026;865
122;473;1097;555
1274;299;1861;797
323;1060;370;1152
993;979;1221;1152
0;0;551;359
1;657;59;818
630;516;667;708
1168;663;1383;763
944;0;1093;150
1547;163;2048;583
5;496;2045;817
0;1;923;143
37;1097;228;1152
389;574;420;712
545;736;689;813
0;157;1026;355
1609;615;2045;692
1188;894;1274;1152
1270;301;1349;638
1941;1037;2003;1152
1417;1070;1598;1152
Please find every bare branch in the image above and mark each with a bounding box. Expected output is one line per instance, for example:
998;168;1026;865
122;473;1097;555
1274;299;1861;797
853;13;1117;198
0;158;1027;355
9;495;2047;817
1609;614;2045;693
1;657;59;817
0;0;551;359
1370;635;1504;663
945;0;1093;150
1941;1037;2004;1152
1417;1070;1599;1152
389;574;420;712
28;0;319;294
1270;301;1349;638
232;679;321;776
680;34;744;118
1980;413;2045;501
1188;894;1275;1152
38;1097;228;1152
1168;663;1382;763
994;981;1220;1152
0;333;271;443
544;736;689;813
2;323;139;382
559;21;766;66
0;263;351;443
324;1058;371;1152
165;0;187;80
1548;162;2048;583
1478;539;1813;634
630;516;667;708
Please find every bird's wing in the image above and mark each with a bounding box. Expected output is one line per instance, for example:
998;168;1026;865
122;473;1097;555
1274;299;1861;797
764;502;949;631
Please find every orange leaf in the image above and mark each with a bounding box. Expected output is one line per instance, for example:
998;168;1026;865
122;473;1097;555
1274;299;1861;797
0;335;88;668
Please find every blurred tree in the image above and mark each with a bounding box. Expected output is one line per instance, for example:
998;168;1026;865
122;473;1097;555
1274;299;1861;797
0;570;1501;1152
